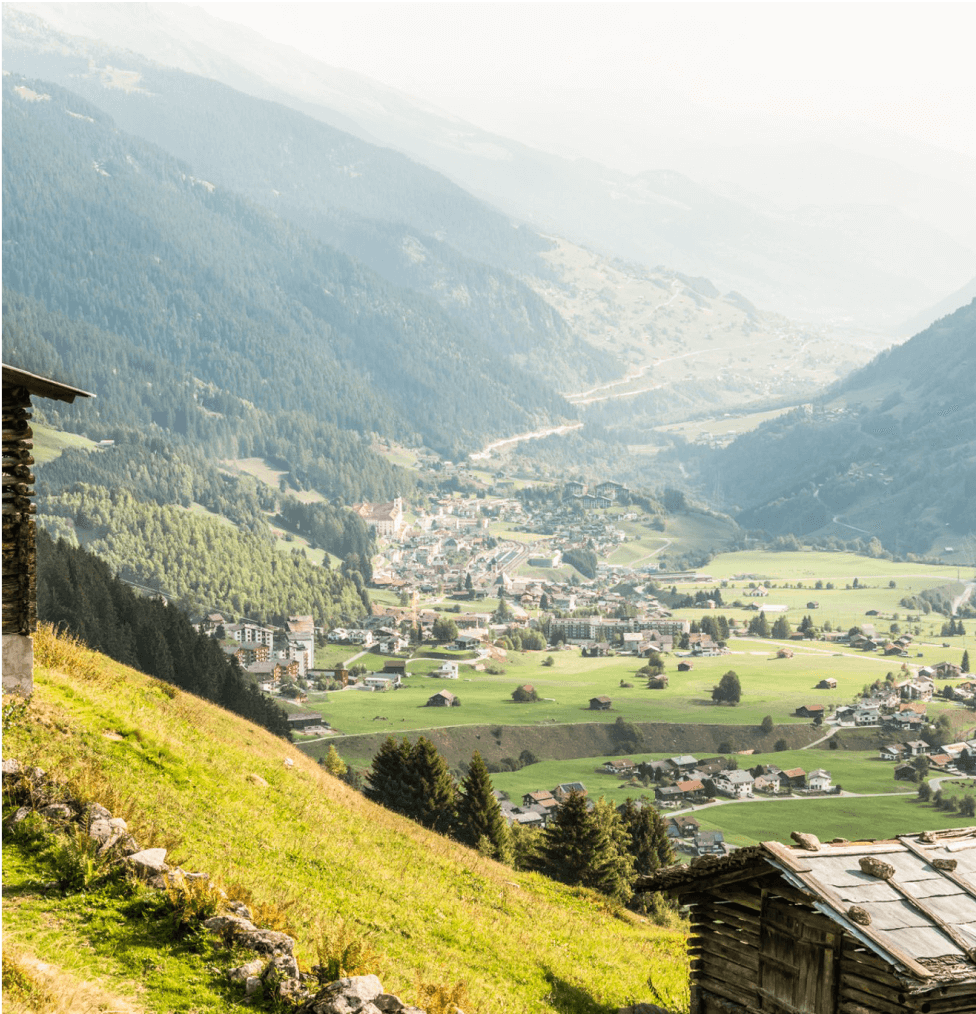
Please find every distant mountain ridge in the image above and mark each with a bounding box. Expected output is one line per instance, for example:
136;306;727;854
711;301;976;554
7;1;973;326
2;72;571;464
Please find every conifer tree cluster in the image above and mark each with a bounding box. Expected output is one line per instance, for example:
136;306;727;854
364;737;674;904
36;530;292;739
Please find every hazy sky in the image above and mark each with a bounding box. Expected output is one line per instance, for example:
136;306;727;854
197;2;976;167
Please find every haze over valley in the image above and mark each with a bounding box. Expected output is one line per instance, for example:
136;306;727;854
3;5;976;1012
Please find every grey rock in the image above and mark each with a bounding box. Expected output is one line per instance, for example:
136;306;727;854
203;914;258;937
125;848;169;877
245;975;263;997
9;806;31;825
2;758;22;779
119;835;142;856
108;816;128;831
88;803;112;821
229;958;266;983
269;954;300;979
374;995;414;1012
239;928;295;956
277;977;311;1002
308;975;384;1013
373;997;426;1014
226;899;252;920
39;802;74;821
87;818;114;844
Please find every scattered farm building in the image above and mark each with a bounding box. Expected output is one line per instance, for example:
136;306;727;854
642;827;976;1014
426;690;459;707
588;695;612;710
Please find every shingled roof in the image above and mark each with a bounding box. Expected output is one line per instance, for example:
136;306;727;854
643;826;976;991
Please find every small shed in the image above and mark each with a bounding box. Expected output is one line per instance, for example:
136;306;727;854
677;661;694;672
2;365;93;694
642;827;976;1014
589;695;612;710
426;689;458;707
817;677;838;690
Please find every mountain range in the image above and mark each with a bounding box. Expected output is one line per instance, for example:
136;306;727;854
7;1;974;328
709;300;976;555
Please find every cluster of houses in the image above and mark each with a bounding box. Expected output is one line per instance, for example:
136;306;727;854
638;754;835;806
882;737;976;779
496;781;590;827
200;612;316;691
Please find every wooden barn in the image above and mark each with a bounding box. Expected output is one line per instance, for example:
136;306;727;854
2;365;92;695
643;827;976;1014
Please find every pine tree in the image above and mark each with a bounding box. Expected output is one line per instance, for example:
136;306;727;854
712;670;742;705
963;650;971;674
406;737;456;834
771;616;792;639
456;752;509;857
364;737;413;813
538;792;633;903
322;744;348;779
618;798;675;875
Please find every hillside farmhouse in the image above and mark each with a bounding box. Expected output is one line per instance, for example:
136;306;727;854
643;827;976;1014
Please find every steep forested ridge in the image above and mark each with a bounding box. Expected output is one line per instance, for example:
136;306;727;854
712;301;976;553
2;74;574;463
36;529;292;739
0;29;611;385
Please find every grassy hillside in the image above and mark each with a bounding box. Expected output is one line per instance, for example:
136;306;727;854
2;628;687;1013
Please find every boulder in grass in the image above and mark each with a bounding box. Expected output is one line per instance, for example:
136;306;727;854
125;848;169;878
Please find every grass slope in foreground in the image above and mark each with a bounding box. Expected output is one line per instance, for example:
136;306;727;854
2;628;686;1014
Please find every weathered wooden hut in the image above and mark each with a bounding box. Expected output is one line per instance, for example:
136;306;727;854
642;827;976;1014
2;365;92;694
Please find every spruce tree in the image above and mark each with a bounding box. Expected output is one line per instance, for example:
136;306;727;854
406;737;457;834
323;744;348;779
538;792;633;903
456;751;509;857
618;798;675;875
364;737;413;814
963;650;971;674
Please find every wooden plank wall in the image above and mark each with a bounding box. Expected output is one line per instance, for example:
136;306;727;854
2;385;36;636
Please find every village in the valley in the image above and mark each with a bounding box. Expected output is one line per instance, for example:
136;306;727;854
195;471;976;855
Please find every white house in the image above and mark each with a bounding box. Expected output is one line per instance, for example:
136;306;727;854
807;769;832;792
364;675;395;692
713;769;755;799
432;660;459;679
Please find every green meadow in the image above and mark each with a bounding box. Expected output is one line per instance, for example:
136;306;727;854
30;422;98;465
300;640;972;738
692;795;974;848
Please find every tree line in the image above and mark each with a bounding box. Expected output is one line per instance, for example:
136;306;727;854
36;530;292;739
358;735;675;907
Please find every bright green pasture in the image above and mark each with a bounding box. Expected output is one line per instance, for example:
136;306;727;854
314;643;368;669
295;644;950;736
30;423;97;464
707;550;964;583
692;795;974;848
489;749;913;811
487;523;542;545
491;757;655;807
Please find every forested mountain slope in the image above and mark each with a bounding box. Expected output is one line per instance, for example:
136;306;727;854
712;301;976;554
7;2;972;326
2;73;572;463
1;16;610;386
